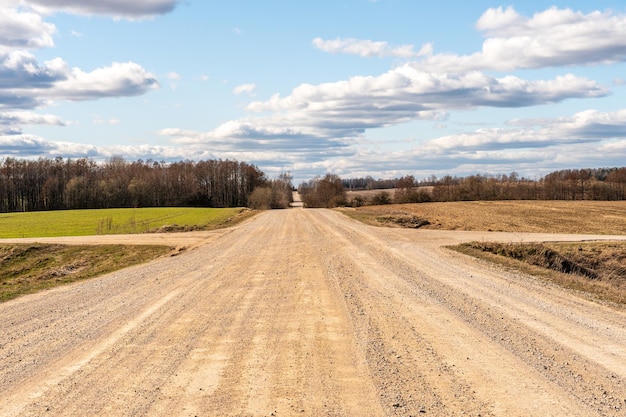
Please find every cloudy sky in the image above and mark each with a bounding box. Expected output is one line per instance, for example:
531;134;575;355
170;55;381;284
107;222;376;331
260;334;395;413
2;0;626;182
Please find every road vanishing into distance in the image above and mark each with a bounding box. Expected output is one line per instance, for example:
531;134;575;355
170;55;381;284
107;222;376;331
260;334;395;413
2;208;626;416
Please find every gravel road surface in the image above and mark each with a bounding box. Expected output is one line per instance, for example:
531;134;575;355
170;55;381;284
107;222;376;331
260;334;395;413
1;208;626;416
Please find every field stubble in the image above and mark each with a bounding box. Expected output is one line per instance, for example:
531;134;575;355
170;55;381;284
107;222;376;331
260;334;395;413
340;200;626;234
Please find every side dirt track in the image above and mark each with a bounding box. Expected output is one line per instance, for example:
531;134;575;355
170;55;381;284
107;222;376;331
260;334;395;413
1;209;626;416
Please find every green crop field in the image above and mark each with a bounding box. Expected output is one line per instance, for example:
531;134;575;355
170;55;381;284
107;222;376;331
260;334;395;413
0;207;249;238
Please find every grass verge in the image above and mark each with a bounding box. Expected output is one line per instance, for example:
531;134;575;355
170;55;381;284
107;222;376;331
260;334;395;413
450;241;626;305
0;243;172;303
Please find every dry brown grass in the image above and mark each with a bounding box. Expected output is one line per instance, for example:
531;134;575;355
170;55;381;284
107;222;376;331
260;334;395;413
454;241;626;305
339;200;626;234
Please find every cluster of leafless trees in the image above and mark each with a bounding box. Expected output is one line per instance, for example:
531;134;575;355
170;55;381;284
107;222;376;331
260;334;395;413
0;157;267;212
342;176;398;190
541;168;626;200
342;168;626;206
430;168;626;202
248;173;294;209
298;174;346;208
3;157;624;213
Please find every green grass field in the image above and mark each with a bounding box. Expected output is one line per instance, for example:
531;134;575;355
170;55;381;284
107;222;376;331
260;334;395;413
0;207;249;238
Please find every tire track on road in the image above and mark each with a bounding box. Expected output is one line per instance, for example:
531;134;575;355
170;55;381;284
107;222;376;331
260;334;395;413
311;209;626;416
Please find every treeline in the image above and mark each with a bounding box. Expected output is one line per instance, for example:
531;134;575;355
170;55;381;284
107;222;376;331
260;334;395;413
0;157;267;212
341;167;626;206
343;177;398;190
430;168;626;202
5;158;625;212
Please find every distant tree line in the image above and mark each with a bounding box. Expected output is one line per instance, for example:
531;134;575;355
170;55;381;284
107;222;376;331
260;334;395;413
4;158;625;213
342;176;398;190
340;167;626;206
429;168;626;202
0;157;267;212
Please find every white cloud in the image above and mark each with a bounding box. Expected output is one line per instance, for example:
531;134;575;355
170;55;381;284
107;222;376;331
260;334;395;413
510;109;626;138
0;6;55;48
0;133;56;154
601;140;626;152
23;0;181;19
246;66;606;132
166;71;181;90
475;5;525;35
1;51;68;85
6;107;626;183
419;109;626;158
0;1;172;164
0;110;63;134
93;117;120;125
44;61;159;101
1;2;624;182
233;83;257;96
0;133;190;159
313;37;432;58
153;69;609;176
1;52;158;111
0;1;159;108
323;122;626;180
0;110;63;125
414;6;626;72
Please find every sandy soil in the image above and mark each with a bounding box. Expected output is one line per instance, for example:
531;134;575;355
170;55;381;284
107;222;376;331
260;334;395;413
1;208;626;416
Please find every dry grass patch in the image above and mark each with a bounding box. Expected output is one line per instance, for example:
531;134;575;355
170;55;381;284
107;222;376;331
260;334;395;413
452;241;626;305
339;200;626;234
0;244;171;302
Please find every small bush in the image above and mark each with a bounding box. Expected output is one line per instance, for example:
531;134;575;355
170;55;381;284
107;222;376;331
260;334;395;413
248;187;272;210
371;191;392;205
351;195;365;207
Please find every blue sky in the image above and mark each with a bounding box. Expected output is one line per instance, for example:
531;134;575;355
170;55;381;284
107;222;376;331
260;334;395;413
2;0;626;183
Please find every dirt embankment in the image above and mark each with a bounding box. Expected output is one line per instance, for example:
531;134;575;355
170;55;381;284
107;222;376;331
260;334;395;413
1;209;626;416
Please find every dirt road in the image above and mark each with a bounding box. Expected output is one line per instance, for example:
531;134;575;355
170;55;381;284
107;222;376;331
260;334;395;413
1;209;626;416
